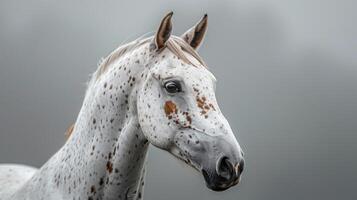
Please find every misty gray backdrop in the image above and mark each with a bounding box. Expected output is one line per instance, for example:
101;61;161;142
0;0;356;199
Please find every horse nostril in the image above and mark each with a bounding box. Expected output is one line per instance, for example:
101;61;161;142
237;159;245;176
216;156;234;181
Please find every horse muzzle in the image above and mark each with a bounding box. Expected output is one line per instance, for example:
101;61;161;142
202;156;245;191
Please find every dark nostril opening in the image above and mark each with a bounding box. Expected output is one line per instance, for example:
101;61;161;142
217;156;234;181
238;159;245;175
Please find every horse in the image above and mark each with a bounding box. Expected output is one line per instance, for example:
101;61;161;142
0;12;245;200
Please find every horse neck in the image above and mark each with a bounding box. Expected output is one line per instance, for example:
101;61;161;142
24;45;152;200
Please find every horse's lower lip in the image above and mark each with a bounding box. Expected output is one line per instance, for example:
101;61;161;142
207;184;231;191
205;181;235;192
202;169;237;192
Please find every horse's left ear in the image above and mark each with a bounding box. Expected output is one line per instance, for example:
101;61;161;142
181;14;208;50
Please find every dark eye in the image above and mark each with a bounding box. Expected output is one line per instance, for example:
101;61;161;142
164;80;182;94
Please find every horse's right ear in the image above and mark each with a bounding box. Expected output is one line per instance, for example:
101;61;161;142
154;12;173;50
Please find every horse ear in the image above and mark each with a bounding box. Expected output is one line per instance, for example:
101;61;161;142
181;14;208;50
154;12;173;50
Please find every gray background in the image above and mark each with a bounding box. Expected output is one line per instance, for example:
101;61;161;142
1;0;356;199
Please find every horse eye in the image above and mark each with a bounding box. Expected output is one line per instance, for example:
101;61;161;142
164;81;182;94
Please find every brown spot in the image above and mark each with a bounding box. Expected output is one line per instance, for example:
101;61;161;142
99;177;104;186
209;103;216;111
182;111;192;126
197;97;205;109
64;123;75;140
164;101;177;116
106;161;113;173
186;115;192;124
90;185;96;194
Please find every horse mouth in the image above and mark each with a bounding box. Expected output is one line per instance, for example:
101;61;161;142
202;169;240;192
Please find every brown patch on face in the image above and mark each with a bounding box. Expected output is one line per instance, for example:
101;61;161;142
164;101;193;128
164;101;177;116
196;94;215;118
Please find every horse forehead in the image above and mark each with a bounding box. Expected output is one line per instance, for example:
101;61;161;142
165;59;214;81
156;52;216;88
182;67;216;88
